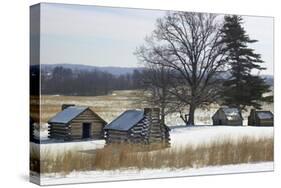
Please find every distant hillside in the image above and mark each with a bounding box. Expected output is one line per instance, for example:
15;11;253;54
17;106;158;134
41;64;143;76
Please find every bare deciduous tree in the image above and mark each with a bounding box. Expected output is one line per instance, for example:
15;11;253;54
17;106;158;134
136;12;227;125
141;64;177;126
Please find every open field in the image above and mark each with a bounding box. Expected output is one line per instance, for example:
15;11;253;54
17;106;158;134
39;90;147;125
30;126;273;176
31;90;274;185
31;135;273;185
38;90;273;127
36;136;273;173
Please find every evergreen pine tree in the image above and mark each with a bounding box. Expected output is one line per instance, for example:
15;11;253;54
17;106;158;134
221;15;271;110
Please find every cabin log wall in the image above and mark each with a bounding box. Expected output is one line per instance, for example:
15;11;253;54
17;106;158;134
69;109;105;140
105;108;170;146
48;123;71;140
49;108;106;141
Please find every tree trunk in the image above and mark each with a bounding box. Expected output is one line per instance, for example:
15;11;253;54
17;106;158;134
187;104;196;126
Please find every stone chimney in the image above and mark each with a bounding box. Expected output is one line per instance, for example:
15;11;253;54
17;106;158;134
61;104;75;111
144;108;160;120
144;108;160;114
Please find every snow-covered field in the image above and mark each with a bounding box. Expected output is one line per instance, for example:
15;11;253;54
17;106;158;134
30;125;274;185
32;125;273;154
170;126;273;148
34;162;273;185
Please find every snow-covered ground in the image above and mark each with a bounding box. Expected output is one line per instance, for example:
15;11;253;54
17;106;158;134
38;140;106;154
31;126;273;185
170;126;273;148
33;125;273;154
34;162;273;185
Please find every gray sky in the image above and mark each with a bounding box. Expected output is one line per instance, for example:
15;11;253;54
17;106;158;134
40;3;273;75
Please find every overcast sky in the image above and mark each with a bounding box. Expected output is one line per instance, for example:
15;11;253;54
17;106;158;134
40;3;273;75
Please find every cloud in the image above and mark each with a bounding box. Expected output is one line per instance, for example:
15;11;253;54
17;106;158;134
39;3;274;74
40;3;166;67
41;3;164;42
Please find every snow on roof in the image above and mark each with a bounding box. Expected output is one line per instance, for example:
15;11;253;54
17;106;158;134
104;110;144;131
256;111;273;119
48;106;88;124
221;108;242;121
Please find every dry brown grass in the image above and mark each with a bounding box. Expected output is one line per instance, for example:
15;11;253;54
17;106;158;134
37;90;273;126
30;145;40;173
39;90;148;123
31;137;273;175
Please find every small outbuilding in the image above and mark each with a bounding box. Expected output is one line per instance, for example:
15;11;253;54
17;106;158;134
104;108;170;145
48;105;107;141
248;109;273;126
212;107;243;126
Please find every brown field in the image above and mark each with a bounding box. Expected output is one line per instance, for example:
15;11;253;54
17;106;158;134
30;136;273;175
39;90;147;124
35;90;273;127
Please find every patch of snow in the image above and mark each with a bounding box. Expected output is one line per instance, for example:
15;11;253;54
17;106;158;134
31;140;105;154
257;112;273;119
222;108;240;115
37;162;273;185
221;108;241;121
170;126;273;148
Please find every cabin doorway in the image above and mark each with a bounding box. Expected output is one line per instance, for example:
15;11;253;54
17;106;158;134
218;120;222;125
82;123;91;139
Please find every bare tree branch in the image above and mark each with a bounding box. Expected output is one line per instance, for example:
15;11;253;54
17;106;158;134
135;12;226;125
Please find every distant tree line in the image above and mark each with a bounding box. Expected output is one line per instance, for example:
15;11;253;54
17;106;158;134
41;67;143;96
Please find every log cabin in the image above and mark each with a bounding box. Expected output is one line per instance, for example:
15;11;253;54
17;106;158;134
248;109;273;126
48;105;107;141
104;108;170;145
212;107;243;126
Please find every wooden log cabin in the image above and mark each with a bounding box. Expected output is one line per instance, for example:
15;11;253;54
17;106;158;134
104;108;170;145
48;105;107;141
212;107;243;126
248;109;273;126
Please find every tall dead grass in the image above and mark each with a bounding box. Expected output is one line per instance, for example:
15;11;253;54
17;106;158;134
31;137;273;175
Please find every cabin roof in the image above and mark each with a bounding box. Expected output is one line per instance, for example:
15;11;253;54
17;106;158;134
222;108;242;121
104;110;144;131
214;107;242;121
48;106;88;124
256;111;273;119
